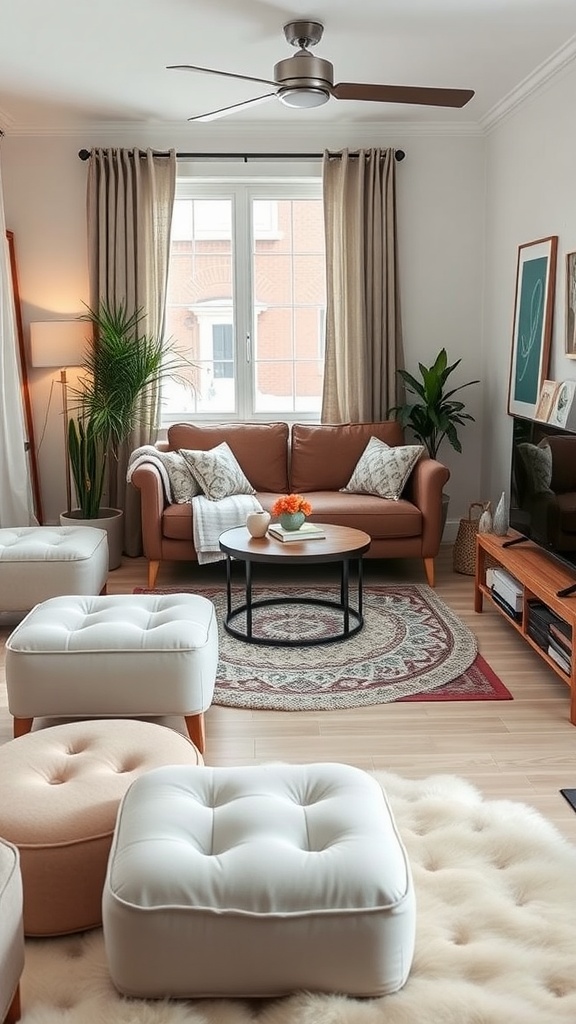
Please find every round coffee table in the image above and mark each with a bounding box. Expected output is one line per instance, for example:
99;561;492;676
218;524;371;647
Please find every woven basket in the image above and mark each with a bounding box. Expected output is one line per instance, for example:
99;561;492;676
453;502;486;576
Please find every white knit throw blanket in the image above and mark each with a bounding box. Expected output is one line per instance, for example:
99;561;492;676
192;493;263;564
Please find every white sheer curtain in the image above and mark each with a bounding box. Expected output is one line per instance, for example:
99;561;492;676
0;156;35;526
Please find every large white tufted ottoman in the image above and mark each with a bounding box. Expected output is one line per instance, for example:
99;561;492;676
0;526;109;615
5;592;218;750
0;839;24;1024
0;720;204;937
103;762;416;999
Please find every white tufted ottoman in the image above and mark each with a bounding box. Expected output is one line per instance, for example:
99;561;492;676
0;526;109;615
0;720;203;937
103;762;416;999
5;592;218;750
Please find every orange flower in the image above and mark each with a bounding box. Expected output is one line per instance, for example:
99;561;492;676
272;493;312;517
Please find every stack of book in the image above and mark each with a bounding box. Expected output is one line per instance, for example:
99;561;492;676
268;522;326;543
527;600;572;674
548;619;572;674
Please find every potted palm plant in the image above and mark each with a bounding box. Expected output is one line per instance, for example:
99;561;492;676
61;300;190;569
388;348;479;526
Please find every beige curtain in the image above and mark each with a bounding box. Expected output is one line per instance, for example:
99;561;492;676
321;148;402;423
86;147;176;555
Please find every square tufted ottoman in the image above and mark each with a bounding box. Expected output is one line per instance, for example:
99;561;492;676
0;720;203;937
5;593;218;750
103;762;416;999
0;526;108;615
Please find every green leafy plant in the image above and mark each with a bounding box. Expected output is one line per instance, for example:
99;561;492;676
67;300;191;517
388;348;479;460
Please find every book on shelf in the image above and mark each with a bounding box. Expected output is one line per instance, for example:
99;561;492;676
549;621;572;651
268;522;326;543
490;587;522;622
547;644;571;675
548;634;572;666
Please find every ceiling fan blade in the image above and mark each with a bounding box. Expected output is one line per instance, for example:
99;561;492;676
188;93;277;122
332;82;474;108
168;64;277;88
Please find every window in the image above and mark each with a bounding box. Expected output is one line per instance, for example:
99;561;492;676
162;179;326;424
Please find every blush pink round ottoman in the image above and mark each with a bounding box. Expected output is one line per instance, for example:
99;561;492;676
0;719;203;937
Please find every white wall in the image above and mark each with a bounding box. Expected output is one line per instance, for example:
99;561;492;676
483;64;576;505
2;123;485;526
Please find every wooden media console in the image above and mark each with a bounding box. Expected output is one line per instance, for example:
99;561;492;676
475;530;576;724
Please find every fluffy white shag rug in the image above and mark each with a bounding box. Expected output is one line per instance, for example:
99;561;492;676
20;771;576;1024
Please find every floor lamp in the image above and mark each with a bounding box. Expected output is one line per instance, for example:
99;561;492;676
30;320;86;515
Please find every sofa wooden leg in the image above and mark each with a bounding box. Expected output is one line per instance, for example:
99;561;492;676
5;982;21;1024
423;558;435;588
185;713;205;754
13;717;33;739
148;560;160;589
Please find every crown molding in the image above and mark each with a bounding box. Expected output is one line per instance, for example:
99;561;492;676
481;35;576;132
1;117;482;140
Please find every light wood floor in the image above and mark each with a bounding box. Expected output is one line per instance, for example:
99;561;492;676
2;547;576;842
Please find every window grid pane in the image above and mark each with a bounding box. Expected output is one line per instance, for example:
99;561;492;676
163;186;324;424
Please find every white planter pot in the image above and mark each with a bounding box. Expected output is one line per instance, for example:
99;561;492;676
60;508;124;571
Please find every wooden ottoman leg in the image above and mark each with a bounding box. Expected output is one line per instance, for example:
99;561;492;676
13;718;33;739
5;983;21;1024
185;712;205;754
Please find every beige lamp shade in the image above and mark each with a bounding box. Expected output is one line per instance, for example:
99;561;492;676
30;320;87;368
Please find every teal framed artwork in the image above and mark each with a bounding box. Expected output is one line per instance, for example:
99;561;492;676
507;236;558;419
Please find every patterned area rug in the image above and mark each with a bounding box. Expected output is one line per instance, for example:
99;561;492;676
20;772;576;1024
135;584;512;710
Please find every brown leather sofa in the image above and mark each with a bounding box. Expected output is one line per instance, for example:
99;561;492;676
131;421;450;589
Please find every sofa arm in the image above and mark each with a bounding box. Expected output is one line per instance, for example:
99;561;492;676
131;464;166;561
410;457;450;557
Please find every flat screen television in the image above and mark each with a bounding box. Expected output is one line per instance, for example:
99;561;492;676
509;415;576;584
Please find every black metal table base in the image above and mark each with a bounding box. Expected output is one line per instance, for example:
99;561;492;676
224;556;364;647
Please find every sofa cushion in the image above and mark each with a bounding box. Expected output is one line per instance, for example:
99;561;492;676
290;422;406;492
180;442;255;500
547;436;576;494
159;450;203;502
168;423;289;494
517;442;552;495
342;437;424;501
306;492;422;539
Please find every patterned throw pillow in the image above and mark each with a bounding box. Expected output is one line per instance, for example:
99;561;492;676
158;451;203;503
517;442;553;494
341;436;424;500
180;442;256;501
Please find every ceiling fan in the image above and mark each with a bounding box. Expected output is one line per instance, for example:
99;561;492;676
168;20;474;122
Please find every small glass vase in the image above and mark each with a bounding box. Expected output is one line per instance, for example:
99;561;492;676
279;511;306;531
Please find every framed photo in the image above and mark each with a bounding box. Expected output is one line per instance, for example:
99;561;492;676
549;380;576;429
534;379;560;422
565;251;576;358
507;236;558;418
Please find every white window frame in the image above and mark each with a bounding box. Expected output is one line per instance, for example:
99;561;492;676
162;172;324;426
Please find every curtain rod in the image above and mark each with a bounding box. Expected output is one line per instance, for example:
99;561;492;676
78;148;405;162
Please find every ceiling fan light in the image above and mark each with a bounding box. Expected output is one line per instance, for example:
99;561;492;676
278;87;329;109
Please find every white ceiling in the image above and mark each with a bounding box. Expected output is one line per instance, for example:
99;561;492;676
1;0;576;134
